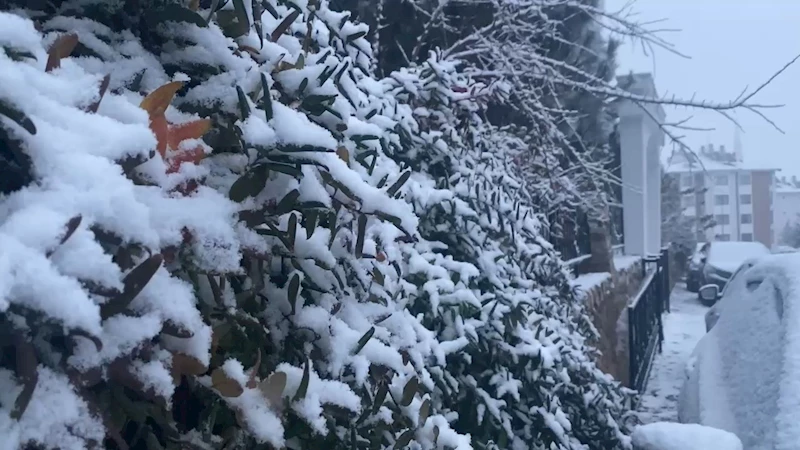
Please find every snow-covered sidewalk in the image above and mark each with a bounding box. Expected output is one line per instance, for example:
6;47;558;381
637;283;708;423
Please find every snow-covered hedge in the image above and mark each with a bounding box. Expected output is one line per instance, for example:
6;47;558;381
0;0;634;449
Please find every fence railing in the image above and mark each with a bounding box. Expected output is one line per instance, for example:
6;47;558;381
628;247;671;395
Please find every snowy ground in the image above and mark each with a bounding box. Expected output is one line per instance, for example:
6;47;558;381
637;283;708;423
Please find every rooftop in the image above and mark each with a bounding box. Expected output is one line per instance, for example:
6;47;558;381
664;144;780;174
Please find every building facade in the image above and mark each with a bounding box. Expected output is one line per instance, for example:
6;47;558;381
774;176;800;244
666;144;777;247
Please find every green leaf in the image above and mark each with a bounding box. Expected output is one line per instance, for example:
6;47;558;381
365;109;378;119
101;254;163;319
287;212;297;250
400;376;417;407
305;210;318;239
271;9;301;42
232;0;251;30
372;382;388;414
262;162;301;177
394;429;414;449
0;99;36;134
229;165;269;202
386;170;411;197
294;358;310;401
355;214;366;257
372;267;384;286
147;3;208;27
275;189;300;215
298;77;308;94
346;30;367;43
287;273;300;314
418;398;431;424
236;85;250;120
354;326;374;354
260;73;273;120
11;335;38;420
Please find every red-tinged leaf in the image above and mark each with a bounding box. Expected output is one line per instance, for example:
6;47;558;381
140;81;184;117
100;254;164;319
45;33;79;72
166;145;206;174
168;118;212;149
86;74;111;113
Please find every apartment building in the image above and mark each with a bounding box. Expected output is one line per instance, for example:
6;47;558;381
774;176;800;242
665;143;778;247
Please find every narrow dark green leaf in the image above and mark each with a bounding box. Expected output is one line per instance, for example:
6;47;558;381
354;326;374;355
372;267;384;286
293;358;310;401
0;99;36;134
394;429;414;449
232;0;251;30
11;335;38;420
260;73;273;120
228;165;268;202
355;214;367;257
286;212;297;250
147;4;208;27
372;382;388;414
346;30;367;43
418;398;431;423
271;9;300;42
287;273;300;313
305;210;318;239
298;77;308;94
275;189;300;215
400;376;418;407
100;254;163;319
236;85;250;120
386;170;411;197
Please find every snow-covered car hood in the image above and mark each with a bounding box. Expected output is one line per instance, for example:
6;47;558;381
680;253;800;449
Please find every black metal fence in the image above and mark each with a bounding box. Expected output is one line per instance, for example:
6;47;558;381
628;247;671;395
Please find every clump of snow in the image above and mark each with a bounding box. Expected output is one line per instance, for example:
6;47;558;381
632;422;742;450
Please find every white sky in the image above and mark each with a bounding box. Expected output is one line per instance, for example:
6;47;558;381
605;0;800;177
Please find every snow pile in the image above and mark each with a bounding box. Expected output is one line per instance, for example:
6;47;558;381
632;422;742;450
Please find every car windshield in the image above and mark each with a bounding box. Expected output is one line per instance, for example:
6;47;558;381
708;242;770;270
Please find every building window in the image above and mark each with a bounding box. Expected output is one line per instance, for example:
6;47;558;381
715;194;730;205
717;234;731;241
741;214;753;224
740;194;752;205
715;174;728;186
742;233;753;241
740;173;751;185
681;174;692;188
682;195;694;208
715;214;730;225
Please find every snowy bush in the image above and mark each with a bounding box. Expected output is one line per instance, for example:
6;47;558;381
0;0;635;449
0;2;470;448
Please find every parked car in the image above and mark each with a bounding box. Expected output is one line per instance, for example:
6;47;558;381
678;253;800;450
695;241;770;305
702;258;760;332
686;242;708;293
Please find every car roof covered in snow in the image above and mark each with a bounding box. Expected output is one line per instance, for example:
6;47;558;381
685;252;800;449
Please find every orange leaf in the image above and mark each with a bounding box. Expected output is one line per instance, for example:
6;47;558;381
45;33;79;72
140;81;184;117
168;119;212;149
189;0;200;10
149;114;170;156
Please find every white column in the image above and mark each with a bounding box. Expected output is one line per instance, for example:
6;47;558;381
616;73;666;256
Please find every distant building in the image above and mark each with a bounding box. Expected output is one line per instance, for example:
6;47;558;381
774;176;800;243
664;143;778;247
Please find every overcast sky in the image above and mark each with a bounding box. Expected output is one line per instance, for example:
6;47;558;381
605;0;800;178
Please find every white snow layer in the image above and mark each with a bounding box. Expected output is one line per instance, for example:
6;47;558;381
632;422;742;450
